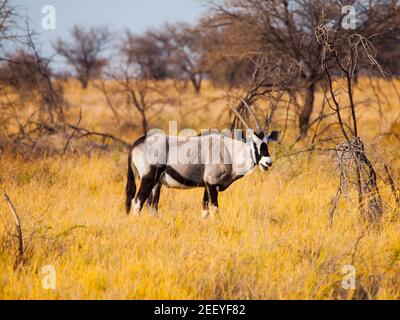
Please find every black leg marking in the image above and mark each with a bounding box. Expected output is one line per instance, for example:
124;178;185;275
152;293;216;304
202;188;210;210
208;185;219;208
135;177;157;212
204;183;219;219
134;166;164;213
147;183;161;213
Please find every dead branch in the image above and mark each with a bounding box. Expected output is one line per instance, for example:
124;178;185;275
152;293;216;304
328;186;342;228
26;119;131;150
2;191;23;262
95;80;121;125
384;164;400;209
65;122;131;149
62;108;82;155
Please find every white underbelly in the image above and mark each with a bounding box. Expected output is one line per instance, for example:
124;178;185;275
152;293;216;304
160;173;194;189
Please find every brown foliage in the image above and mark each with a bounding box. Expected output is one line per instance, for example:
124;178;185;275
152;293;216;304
54;25;111;88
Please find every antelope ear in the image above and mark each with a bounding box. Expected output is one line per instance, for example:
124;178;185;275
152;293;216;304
267;130;280;142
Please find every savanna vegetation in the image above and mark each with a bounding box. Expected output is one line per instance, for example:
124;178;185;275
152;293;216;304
0;0;400;299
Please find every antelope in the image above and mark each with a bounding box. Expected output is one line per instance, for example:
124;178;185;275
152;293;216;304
125;101;279;218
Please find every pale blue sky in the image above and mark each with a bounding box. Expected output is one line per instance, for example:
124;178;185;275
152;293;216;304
13;0;208;57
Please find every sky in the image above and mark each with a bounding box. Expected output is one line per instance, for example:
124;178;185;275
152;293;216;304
13;0;208;58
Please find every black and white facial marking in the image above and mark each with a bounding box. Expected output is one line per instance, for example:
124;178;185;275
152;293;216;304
251;130;280;172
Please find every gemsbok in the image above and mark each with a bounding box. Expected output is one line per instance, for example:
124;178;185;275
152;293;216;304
125;101;279;218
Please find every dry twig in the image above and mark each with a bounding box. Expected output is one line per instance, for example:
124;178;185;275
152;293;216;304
2;191;24;262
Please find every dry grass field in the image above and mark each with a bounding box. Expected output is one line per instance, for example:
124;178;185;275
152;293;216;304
1;78;400;299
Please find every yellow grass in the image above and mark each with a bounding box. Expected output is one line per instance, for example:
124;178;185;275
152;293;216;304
0;78;400;299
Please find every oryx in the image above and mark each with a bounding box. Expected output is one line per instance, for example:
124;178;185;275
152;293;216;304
125;101;280;218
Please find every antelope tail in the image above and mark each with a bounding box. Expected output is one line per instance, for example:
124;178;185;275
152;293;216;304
125;152;136;214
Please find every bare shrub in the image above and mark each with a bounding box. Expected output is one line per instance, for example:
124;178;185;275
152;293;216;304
0;29;66;152
316;19;384;224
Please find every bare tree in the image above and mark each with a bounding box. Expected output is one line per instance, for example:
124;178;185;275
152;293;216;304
0;0;24;90
121;30;170;81
121;23;205;93
54;25;111;89
202;0;400;135
0;0;22;52
203;0;334;135
99;32;166;134
356;0;400;77
156;23;205;93
0;27;58;149
0;19;66;150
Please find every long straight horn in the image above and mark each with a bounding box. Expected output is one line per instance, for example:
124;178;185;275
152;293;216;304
241;99;262;133
229;103;251;130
